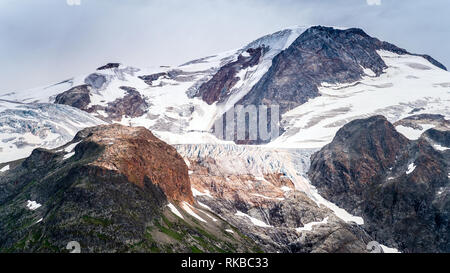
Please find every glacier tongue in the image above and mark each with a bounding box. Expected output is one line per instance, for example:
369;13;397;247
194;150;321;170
176;143;363;224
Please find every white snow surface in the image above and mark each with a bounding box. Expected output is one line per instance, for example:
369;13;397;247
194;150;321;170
182;202;207;223
433;144;449;151
26;200;42;210
406;163;416;175
167;203;184;219
0;26;310;149
380;244;401;253
296;217;329;232
197;201;213;211
235;210;272;228
63;152;75;160
0;165;9;172
63;141;81;153
396;124;434;140
191;187;213;198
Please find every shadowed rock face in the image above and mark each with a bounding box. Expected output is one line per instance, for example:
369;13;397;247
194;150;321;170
309;115;410;203
308;115;449;252
422;128;450;147
205;26;446;145
394;114;450;131
0;125;267;253
54;85;92;111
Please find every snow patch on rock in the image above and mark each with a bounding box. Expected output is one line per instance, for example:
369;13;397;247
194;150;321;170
26;200;42;210
235;210;272;228
167;203;184;219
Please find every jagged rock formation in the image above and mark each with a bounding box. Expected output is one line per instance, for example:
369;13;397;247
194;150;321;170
394;114;450;132
205;26;448;144
139;72;169;85
308;115;449;252
52;65;148;122
423;128;450;147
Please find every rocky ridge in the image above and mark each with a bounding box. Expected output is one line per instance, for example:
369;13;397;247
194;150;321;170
308;115;449;252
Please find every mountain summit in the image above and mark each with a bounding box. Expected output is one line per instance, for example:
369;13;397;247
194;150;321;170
0;25;449;253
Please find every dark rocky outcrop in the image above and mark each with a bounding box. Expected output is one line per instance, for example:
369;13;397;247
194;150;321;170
54;85;92;111
394;113;450;129
97;63;121;70
138;72;168;85
0;124;262;253
308;115;449;252
196;47;264;104
89;86;148;121
422;128;450;147
55;85;148;122
138;70;197;86
309;115;410;206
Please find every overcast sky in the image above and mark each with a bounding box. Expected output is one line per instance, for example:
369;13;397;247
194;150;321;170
0;0;449;92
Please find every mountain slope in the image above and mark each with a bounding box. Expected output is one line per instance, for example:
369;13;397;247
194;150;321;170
308;115;449;252
0;25;449;253
238;26;445;114
0;124;258;253
1;26;448;148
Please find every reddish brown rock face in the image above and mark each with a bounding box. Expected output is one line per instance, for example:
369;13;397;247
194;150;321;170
76;124;194;205
197;47;263;105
